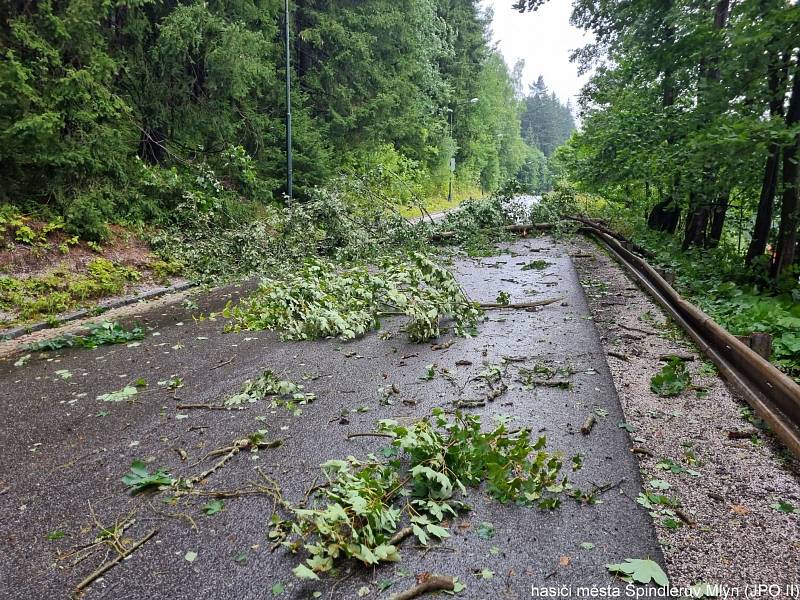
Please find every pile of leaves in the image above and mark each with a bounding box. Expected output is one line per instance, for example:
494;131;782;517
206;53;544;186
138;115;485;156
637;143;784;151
223;252;482;342
224;370;315;414
26;321;145;351
269;410;578;580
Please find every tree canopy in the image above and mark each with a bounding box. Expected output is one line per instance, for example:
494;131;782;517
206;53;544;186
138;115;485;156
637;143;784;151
0;0;573;240
517;0;800;278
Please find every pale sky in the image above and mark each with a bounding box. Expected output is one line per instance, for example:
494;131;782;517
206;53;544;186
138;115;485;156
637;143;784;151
481;0;593;106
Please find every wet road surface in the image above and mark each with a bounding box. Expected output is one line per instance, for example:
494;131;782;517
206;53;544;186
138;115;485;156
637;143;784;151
0;236;661;599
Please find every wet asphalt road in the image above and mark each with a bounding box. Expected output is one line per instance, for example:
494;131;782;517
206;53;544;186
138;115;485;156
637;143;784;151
0;236;661;599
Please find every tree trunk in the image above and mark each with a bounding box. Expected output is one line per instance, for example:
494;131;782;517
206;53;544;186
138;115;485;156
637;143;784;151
747;145;782;264
682;0;729;249
647;197;681;233
707;191;729;248
771;58;800;278
683;191;710;249
746;50;790;265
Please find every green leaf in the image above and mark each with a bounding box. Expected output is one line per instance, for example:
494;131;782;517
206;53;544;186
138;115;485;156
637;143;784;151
292;564;320;580
477;522;495;540
97;385;138;402
606;559;669;587
650;358;691;397
579;542;595;550
425;523;450;539
770;500;798;514
271;582;285;596
122;460;174;493
203;500;224;515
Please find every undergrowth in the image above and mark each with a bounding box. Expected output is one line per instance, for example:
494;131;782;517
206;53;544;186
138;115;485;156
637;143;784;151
534;187;800;379
270;410;578;580
0;259;140;326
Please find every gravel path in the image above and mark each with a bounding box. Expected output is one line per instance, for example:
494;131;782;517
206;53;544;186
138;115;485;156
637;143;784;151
571;235;800;590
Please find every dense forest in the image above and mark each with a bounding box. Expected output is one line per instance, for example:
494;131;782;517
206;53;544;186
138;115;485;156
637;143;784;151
517;0;800;279
0;0;573;243
516;0;800;374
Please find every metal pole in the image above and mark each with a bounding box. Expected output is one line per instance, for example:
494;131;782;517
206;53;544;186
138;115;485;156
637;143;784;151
284;0;293;200
448;109;453;203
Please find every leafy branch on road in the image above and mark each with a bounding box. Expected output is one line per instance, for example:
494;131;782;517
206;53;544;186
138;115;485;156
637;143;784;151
269;409;580;580
223;252;482;343
25;320;145;351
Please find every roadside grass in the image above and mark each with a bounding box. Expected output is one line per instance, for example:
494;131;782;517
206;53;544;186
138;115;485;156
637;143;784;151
0;259;142;327
397;187;483;219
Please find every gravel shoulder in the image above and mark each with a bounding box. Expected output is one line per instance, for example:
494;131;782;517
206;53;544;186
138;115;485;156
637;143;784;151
571;235;800;589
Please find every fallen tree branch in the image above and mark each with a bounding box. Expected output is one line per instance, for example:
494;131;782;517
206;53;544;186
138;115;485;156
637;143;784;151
631;446;654;457
388;527;413;547
389;574;455;600
675;508;696;527
429;223;555;241
346;432;396;440
176;403;243;411
615;323;657;336
74;529;157;594
658;353;695;362
528;379;571;388
480;297;563;310
189;438;281;486
210;357;235;370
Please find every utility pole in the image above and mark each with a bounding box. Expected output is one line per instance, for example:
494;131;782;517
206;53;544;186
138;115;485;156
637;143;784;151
447;109;454;203
284;0;293;201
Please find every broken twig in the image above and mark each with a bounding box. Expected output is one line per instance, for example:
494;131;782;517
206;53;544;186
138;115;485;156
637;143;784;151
74;529;157;594
480;297;563;310
389;574;455;600
581;415;596;435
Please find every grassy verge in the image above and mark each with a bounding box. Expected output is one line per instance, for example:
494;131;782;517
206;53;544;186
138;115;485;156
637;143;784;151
397;186;483;219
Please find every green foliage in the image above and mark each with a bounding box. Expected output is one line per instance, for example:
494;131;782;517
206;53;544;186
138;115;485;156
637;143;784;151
224;370;315;414
203;500;225;516
122;460;175;493
0;0;554;244
430;194;528;256
521;76;576;158
26;321;144;351
606;559;669;587
650;358;691;397
521;260;550;271
548;0;800;271
223;252;481;343
270;410;575;579
631;230;800;378
0;260;140;325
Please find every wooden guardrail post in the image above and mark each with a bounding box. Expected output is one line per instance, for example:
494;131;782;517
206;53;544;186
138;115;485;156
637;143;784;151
735;333;773;360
